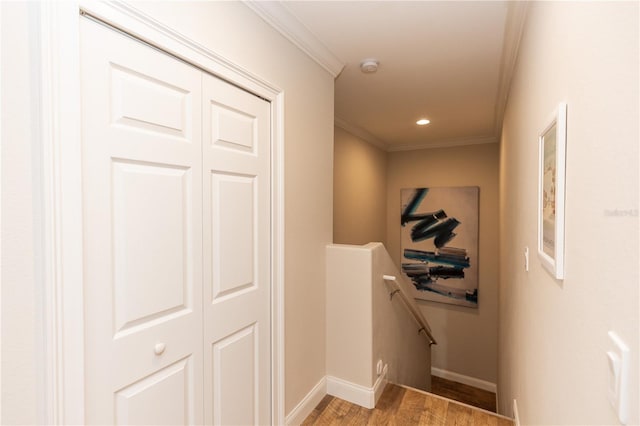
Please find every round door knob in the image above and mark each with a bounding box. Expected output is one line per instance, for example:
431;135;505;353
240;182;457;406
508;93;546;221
154;343;166;355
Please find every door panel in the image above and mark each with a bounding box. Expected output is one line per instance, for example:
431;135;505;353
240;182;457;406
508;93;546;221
80;17;203;424
210;102;257;153
210;173;256;299
212;325;258;426
112;160;192;335
110;63;192;139
202;73;271;425
115;357;194;425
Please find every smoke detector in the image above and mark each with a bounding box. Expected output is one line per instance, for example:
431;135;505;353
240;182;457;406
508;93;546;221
360;59;379;73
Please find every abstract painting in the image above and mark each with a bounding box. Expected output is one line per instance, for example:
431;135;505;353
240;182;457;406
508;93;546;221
400;187;479;308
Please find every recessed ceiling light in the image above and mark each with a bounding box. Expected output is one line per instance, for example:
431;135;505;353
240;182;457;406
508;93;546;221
416;119;430;125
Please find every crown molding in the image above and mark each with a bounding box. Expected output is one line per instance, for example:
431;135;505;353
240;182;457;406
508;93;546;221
244;1;345;78
334;116;389;151
493;1;529;136
387;136;498;152
335;117;498;152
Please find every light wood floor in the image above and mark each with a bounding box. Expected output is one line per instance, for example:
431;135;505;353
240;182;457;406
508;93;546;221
430;376;497;413
302;383;513;425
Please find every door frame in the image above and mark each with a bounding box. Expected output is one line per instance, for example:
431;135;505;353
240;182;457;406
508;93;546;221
38;2;285;424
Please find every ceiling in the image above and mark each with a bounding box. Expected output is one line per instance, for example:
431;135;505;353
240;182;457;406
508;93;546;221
248;1;528;151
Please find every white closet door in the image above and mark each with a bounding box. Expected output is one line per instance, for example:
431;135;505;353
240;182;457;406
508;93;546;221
80;18;203;425
202;74;271;425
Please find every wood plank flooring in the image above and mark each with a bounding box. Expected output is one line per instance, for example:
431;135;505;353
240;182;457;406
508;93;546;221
302;383;513;425
430;376;497;413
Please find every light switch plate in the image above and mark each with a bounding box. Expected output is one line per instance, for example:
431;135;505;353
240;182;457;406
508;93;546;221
607;331;630;424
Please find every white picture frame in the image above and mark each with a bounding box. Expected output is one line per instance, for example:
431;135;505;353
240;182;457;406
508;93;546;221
538;102;567;279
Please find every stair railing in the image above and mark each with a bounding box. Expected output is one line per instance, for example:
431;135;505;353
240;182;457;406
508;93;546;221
383;275;437;346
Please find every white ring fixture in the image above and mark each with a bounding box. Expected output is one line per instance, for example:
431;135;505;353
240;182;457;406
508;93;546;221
360;59;379;73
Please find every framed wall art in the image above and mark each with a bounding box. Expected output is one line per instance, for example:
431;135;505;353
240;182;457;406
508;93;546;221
538;102;567;279
400;186;479;308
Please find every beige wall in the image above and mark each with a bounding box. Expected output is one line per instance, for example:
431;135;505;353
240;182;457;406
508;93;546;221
1;1;335;420
499;2;639;424
333;127;387;246
386;144;500;384
371;243;432;392
1;3;39;424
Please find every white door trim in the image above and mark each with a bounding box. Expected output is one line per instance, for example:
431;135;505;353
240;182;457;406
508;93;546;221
37;2;85;423
39;2;285;424
0;4;4;422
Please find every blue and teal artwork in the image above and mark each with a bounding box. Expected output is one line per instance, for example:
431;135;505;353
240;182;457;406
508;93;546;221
401;187;479;308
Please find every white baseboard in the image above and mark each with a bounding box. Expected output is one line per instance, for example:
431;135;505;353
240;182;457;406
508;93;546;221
326;376;374;409
513;399;521;426
285;376;327;426
285;367;389;425
431;367;497;393
372;364;388;406
327;364;388;410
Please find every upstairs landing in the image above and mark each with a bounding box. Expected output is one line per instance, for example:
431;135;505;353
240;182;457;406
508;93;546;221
302;383;513;425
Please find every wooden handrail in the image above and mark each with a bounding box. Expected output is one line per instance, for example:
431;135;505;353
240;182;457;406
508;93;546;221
383;275;437;346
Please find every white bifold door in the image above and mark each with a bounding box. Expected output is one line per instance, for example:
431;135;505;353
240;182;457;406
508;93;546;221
80;16;271;425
